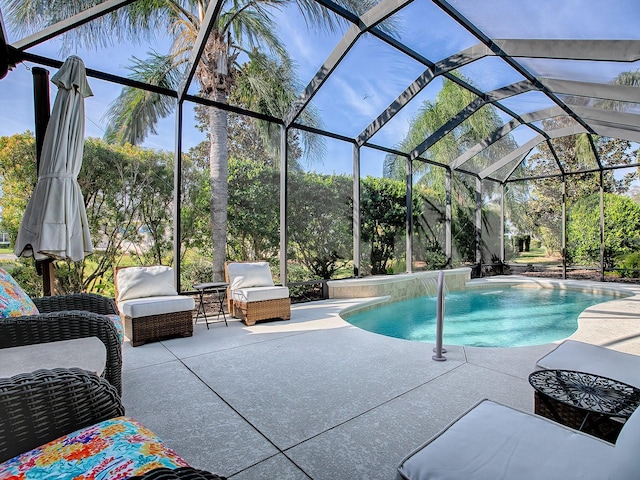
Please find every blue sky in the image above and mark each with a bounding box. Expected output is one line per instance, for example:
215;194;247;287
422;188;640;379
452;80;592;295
0;2;460;178
1;1;638;179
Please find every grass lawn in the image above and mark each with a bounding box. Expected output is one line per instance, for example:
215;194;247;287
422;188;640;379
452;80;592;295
510;247;562;265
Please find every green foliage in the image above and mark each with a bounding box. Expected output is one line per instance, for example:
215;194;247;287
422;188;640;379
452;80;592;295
567;193;640;268
180;142;214;255
288;171;352;279
227;156;280;260
0;133;178;294
80;138;176;291
5;260;42;297
179;256;214;288
617;252;640;278
0;132;37;241
360;176;412;275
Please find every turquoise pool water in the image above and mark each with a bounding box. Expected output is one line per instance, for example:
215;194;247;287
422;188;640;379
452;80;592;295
345;287;616;347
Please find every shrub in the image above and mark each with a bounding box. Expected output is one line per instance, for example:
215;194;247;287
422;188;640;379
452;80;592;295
616;252;640;278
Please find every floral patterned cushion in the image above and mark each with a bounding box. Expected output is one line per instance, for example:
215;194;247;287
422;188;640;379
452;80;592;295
0;417;189;479
0;267;38;318
106;314;125;344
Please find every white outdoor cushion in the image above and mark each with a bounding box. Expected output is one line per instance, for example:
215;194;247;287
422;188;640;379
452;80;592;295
116;266;177;302
118;295;194;318
232;286;289;303
611;401;640;479
536;340;640;388
396;400;614;480
227;262;274;290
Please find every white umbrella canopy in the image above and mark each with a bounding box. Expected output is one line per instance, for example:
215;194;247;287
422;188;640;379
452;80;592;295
15;55;94;262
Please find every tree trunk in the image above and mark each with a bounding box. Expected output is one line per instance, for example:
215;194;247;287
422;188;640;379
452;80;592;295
209;89;229;282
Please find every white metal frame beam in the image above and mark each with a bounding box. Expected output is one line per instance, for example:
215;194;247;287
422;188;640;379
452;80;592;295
356;43;493;145
285;0;414;126
12;0;138;50
409;80;534;160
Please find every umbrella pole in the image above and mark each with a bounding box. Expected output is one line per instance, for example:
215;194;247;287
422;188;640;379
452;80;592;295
32;67;54;296
32;67;49;173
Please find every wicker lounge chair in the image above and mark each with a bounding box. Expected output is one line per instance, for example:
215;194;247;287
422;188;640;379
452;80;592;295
115;266;194;346
0;368;226;479
224;261;290;326
0;292;123;395
396;399;639;479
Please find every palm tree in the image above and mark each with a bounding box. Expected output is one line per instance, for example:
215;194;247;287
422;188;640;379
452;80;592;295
384;73;518;264
5;0;384;281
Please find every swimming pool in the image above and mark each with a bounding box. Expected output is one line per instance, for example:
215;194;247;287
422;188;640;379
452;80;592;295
344;286;617;347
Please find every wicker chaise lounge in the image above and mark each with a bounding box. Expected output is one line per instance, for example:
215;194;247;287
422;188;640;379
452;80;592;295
225;261;290;326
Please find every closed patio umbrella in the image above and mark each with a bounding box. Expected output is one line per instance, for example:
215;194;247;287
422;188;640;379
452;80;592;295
15;55;93;262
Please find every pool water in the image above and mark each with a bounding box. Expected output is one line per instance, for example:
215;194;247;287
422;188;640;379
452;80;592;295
344;287;616;347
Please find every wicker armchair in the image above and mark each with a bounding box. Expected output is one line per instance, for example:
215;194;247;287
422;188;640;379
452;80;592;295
0;369;226;479
0;368;123;463
0;293;123;395
224;262;290;326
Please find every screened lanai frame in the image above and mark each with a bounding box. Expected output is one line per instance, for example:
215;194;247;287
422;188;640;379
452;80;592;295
1;0;639;288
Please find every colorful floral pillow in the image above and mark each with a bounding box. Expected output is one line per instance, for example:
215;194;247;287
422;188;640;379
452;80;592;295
106;314;125;344
0;417;190;479
0;267;38;318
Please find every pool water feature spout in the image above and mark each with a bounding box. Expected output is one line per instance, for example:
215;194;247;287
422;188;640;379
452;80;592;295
432;270;446;362
419;277;437;297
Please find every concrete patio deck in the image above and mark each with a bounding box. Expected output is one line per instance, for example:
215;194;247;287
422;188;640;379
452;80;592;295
121;276;640;479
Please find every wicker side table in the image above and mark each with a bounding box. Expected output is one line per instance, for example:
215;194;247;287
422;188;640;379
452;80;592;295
529;369;640;442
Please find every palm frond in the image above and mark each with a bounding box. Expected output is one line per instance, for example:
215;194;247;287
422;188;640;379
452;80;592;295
4;0;175;52
103;51;182;145
231;50;324;164
291;0;397;35
220;4;287;60
595;69;640;111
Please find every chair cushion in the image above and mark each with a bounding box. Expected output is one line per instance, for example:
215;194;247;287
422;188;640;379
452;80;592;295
118;295;195;318
396;400;613;480
536;340;640;389
227;262;274;290
0;416;189;479
0;267;39;318
116;266;177;302
232;286;289;303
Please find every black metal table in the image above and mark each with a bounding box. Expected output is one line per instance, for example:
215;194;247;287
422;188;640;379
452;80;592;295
193;282;229;329
529;369;640;441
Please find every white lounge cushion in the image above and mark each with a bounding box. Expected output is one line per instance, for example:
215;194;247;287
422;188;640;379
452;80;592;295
611;402;640;479
536;340;640;388
232;286;289;303
227;262;274;290
396;400;613;480
118;295;194;318
116;266;177;302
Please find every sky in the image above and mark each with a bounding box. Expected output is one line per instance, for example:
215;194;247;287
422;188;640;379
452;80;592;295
0;2;463;178
0;1;639;179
